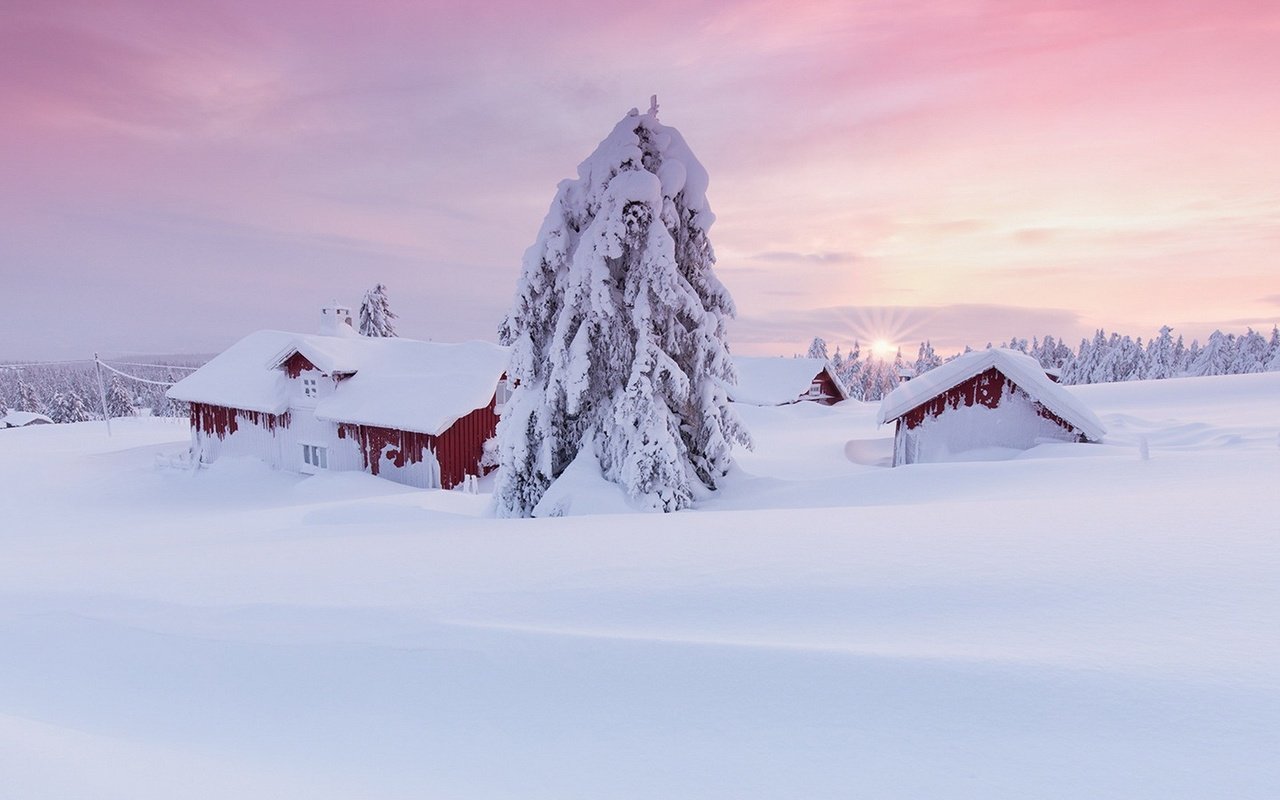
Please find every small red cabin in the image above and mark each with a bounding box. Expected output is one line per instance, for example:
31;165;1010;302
730;356;849;406
877;348;1105;466
168;305;510;489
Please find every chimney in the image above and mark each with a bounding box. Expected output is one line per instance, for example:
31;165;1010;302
319;303;355;337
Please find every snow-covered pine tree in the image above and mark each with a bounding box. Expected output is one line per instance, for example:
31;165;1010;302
1006;336;1029;353
856;351;899;401
1081;330;1111;384
1182;339;1201;374
890;348;906;387
1146;326;1177;380
1189;330;1235;377
494;103;749;516
358;284;398;337
158;371;190;418
1061;333;1094;384
1268;326;1280;371
1231;328;1269;374
842;341;864;401
51;389;92;423
1058;343;1080;383
806;337;829;360
105;376;134;418
914;341;941;376
17;377;39;413
1100;335;1145;381
855;355;879;400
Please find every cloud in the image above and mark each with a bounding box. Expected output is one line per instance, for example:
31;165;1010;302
747;251;858;264
1187;316;1280;331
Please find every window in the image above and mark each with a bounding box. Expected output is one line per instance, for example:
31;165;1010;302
302;377;318;398
302;444;328;470
808;380;824;398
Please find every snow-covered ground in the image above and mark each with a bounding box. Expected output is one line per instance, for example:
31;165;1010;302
1;374;1277;799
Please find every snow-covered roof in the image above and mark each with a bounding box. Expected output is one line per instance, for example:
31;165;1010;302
730;356;847;406
268;333;365;375
168;331;510;436
876;348;1106;441
313;340;509;435
168;331;296;415
2;410;53;427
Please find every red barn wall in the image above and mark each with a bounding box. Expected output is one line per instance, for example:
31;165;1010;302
433;399;500;488
190;402;290;439
338;394;499;489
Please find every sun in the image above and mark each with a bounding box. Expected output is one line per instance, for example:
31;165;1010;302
871;339;896;359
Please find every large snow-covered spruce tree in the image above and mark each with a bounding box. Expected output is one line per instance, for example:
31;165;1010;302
494;102;748;516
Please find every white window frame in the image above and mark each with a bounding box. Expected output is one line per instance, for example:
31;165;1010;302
301;443;328;472
302;377;319;399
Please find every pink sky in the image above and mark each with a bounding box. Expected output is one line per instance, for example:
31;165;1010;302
3;0;1279;360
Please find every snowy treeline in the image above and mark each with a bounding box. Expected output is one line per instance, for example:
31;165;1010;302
995;326;1280;384
812;325;1280;400
0;359;204;422
1054;326;1280;384
825;342;905;402
494;102;748;516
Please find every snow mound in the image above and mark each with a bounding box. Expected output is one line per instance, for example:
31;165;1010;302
532;449;637;518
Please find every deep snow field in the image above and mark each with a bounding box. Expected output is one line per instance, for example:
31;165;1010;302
2;373;1278;799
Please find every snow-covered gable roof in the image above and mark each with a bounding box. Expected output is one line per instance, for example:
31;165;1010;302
167;330;295;414
730;356;847;406
168;332;510;436
876;348;1106;441
2;410;53;427
268;333;363;375
313;340;509;435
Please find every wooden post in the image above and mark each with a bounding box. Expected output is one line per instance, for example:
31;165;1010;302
93;353;112;437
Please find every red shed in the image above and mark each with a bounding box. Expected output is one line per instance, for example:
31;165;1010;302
877;348;1105;466
168;305;510;490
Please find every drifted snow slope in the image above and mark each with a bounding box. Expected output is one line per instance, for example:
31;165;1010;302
0;373;1277;799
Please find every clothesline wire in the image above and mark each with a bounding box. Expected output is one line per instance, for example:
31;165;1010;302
94;359;180;387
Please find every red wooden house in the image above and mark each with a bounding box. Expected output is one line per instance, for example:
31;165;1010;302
877;348;1105;466
168;305;510;489
730;356;849;406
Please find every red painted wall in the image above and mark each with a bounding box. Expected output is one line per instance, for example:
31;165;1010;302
191;402;290;439
282;352;317;379
337;394;499;489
